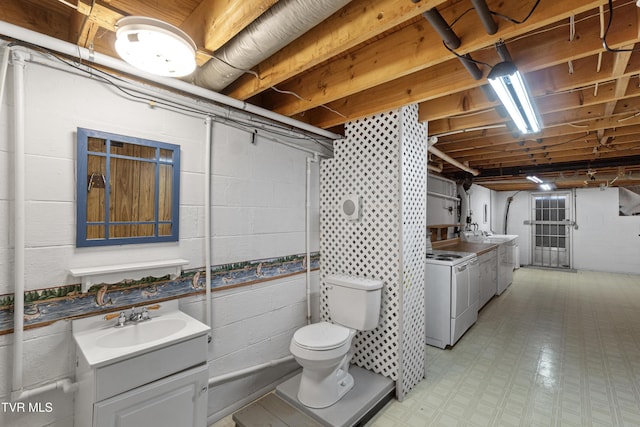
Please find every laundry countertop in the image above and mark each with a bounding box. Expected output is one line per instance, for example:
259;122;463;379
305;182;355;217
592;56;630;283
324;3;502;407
432;238;498;256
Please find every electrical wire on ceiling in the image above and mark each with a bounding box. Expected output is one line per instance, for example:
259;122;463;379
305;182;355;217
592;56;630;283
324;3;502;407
601;0;640;52
595;4;605;98
55;0;78;10
441;41;493;69
60;0;350;121
445;107;497;119
453;132;598;156
483;0;632;51
206;49;347;119
442;0;542;68
9;40;335;152
568;15;575;75
449;0;542;31
491;1;541;25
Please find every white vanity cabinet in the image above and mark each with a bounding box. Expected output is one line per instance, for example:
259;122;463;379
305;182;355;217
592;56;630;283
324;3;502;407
93;363;208;427
73;303;210;427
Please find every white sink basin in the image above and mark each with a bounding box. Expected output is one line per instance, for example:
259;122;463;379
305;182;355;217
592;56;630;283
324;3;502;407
72;301;210;367
96;317;188;348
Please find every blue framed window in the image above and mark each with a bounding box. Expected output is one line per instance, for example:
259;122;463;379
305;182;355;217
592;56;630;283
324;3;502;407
76;128;180;247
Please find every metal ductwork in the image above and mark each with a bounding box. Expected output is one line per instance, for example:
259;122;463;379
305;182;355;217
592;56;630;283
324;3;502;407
193;0;351;92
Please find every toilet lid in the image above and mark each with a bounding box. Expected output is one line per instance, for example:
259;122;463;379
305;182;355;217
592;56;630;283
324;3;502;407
293;322;351;351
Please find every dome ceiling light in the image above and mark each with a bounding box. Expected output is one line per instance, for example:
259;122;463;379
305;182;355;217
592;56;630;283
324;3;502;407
114;16;196;77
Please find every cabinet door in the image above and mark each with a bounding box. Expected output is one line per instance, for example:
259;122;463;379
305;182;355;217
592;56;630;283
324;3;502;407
94;364;208;427
451;263;470;317
468;259;480;306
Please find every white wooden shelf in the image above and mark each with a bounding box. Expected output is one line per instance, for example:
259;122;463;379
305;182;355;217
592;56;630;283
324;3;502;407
70;259;189;293
427;191;460;202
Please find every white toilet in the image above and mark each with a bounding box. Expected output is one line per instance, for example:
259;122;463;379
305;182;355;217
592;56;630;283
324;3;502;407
290;274;383;408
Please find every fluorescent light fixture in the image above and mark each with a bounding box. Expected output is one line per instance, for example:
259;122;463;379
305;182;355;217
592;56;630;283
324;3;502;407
539;183;553;191
115;16;197;77
488;61;541;134
526;175;543;184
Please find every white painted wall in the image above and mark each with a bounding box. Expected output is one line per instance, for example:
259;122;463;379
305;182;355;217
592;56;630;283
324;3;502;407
0;51;322;426
425;179;493;238
573;187;640;274
468;184;492;233
426;174;458;239
492;187;640;274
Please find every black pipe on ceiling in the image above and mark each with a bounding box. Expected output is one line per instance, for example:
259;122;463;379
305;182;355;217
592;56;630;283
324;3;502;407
495;41;512;62
458;54;483;80
480;84;496;102
422;8;461;49
470;0;498;35
421;7;485;81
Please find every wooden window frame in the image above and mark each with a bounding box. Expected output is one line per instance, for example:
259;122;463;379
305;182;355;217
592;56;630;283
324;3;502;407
76;128;180;247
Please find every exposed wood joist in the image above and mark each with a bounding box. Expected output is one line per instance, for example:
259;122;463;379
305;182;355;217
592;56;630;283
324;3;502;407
420;4;639;122
182;0;279;54
223;0;440;101
263;0;612;123
2;0;639;190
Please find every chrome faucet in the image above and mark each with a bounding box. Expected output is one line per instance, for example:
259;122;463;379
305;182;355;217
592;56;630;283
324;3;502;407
108;306;151;327
115;311;127;328
128;307;150;322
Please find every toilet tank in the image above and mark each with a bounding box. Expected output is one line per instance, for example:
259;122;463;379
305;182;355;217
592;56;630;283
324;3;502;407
325;275;383;330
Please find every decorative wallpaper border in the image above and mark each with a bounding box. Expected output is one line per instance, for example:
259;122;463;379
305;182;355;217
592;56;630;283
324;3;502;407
0;252;320;334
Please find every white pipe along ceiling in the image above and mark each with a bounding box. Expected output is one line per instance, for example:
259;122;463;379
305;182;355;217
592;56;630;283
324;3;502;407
193;0;351;91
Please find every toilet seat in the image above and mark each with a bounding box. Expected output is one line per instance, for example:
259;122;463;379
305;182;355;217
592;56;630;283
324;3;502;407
292;322;351;351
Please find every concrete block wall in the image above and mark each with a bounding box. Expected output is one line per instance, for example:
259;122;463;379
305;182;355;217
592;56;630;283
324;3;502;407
491;187;640;274
468;184;492;232
572;187;640;274
0;49;322;426
180;271;318;421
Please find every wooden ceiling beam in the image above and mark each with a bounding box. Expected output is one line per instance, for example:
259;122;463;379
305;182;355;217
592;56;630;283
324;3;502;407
602;45;634;123
293;7;640;129
469;148;640;170
462;139;638;161
262;0;612;120
421;12;639;124
224;0;438;101
419;35;633;123
451;139;640;165
437;119;640;147
457;151;638;173
181;0;278;54
434;111;640;153
441;124;640;155
1;0;73;41
426;37;640;131
428;50;640;135
65;0;129;59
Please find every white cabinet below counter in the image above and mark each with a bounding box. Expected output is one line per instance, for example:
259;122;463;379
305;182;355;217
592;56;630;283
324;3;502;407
425;254;479;349
461;234;518;303
497;237;517;295
478;248;498;309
